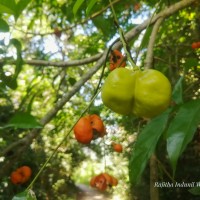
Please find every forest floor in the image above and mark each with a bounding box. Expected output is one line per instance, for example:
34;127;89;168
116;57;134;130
76;184;112;200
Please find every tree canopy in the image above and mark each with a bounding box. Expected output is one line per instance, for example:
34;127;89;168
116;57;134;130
0;0;200;199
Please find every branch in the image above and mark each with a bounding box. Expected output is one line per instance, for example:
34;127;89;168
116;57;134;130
0;53;103;68
145;17;164;69
1;0;196;159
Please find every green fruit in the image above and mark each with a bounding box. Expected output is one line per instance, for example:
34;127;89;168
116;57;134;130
101;68;136;115
101;68;171;118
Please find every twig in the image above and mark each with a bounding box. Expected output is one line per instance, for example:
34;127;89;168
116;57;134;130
109;0;137;69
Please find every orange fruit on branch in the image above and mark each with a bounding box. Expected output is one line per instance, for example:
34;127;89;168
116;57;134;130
90;173;118;191
10;166;32;185
109;49;126;71
112;142;123;153
73;114;106;144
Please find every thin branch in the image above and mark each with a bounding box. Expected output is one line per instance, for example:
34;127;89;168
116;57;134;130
0;53;103;68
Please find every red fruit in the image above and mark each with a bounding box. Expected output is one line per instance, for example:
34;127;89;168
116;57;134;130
94;174;107;191
192;42;198;49
73;114;106;144
10;166;32;185
112;142;123;153
133;3;141;12
197;42;200;48
109;50;126;71
74;116;93;144
90;114;106;138
90;173;118;191
10;171;22;184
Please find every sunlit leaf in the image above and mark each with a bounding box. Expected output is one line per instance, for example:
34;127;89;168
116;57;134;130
15;0;32;20
0;0;16;14
86;0;98;16
12;190;37;200
73;0;84;16
129;109;171;184
167;99;200;175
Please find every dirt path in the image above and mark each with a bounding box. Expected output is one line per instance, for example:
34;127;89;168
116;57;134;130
76;184;112;200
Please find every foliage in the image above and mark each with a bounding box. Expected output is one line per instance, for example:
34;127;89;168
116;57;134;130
0;0;199;200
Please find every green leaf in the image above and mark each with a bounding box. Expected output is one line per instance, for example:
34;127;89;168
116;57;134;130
0;0;16;15
68;77;76;86
4;112;42;129
15;0;32;20
189;185;200;195
12;190;37;200
129;109;171;184
9;38;23;79
86;0;97;16
139;26;153;49
167;99;200;175
0;71;18;89
183;58;199;71
172;76;183;105
0;18;9;32
92;16;112;37
73;0;84;16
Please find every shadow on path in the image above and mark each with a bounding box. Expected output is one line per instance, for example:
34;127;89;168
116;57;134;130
76;184;112;200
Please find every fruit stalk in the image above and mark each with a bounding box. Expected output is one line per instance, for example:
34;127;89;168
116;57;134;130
109;0;137;69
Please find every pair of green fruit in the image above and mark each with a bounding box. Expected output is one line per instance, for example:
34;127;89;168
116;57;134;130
101;68;172;118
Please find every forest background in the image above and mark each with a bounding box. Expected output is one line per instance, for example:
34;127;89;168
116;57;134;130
0;0;199;199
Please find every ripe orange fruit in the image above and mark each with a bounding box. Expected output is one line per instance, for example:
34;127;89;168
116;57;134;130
10;166;32;185
192;42;198;49
112;142;123;153
90;114;106;138
18;166;32;183
102;172;112;185
109;50;126;71
90;173;118;191
74;116;93;144
191;42;200;49
10;171;22;184
73;114;106;144
93;174;107;191
110;175;118;186
133;3;141;12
